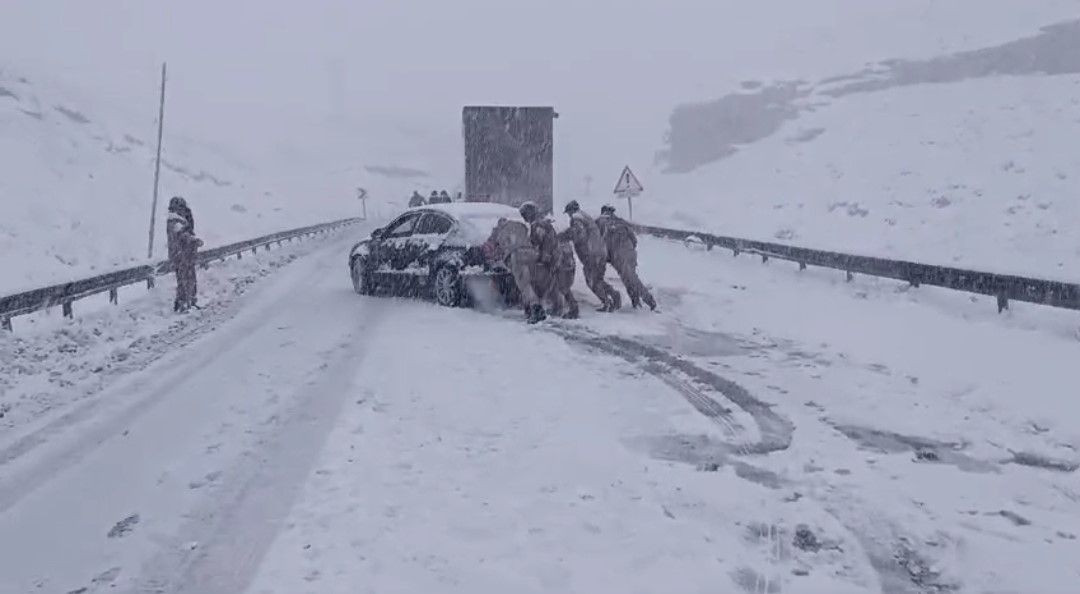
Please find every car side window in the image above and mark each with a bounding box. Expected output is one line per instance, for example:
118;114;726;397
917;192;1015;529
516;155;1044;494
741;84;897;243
384;213;421;238
415;213;453;235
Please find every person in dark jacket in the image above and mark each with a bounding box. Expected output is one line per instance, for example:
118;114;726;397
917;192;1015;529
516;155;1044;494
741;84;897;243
432;190;452;204
408;191;426;207
429;190;440;204
172;196;194;232
597;204;656;310
166;197;203;312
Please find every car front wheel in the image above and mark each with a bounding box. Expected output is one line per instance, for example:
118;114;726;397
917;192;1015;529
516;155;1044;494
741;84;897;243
351;257;373;295
433;265;463;307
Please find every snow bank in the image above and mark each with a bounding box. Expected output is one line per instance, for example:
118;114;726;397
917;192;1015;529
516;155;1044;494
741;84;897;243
583;19;1080;281
0;226;364;431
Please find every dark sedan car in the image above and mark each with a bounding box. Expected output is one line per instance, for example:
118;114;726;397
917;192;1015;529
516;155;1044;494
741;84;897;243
348;203;522;307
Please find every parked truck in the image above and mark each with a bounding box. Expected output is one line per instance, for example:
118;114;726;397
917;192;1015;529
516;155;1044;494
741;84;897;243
462;106;557;214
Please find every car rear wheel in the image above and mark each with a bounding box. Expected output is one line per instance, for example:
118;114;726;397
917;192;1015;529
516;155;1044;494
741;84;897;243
351;257;373;295
434;265;463;307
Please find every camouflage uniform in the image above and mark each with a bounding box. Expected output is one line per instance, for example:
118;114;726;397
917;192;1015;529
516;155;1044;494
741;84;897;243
548;241;579;319
597;210;656;310
562;209;621;311
486;218;545;323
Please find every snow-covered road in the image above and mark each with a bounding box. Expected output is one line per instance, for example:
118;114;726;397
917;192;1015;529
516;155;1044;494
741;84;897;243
1;233;1079;593
0;232;388;593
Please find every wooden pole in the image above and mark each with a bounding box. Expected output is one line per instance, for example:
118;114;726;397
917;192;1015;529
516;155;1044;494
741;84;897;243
147;62;167;259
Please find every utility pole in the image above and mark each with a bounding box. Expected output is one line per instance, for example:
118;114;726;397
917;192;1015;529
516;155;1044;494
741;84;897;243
147;62;167;259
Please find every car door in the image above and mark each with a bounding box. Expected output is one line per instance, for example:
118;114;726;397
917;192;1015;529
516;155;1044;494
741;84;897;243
409;212;455;277
375;212;422;272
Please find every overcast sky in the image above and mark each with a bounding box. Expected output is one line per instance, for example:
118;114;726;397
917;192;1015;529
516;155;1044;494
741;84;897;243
3;0;1077;189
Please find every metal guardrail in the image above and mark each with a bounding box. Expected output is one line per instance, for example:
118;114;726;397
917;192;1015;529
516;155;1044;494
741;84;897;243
637;224;1080;314
0;217;363;331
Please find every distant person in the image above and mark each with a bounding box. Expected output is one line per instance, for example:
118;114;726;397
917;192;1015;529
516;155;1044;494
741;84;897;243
166;197;203;313
597;204;656;310
408;191;425;207
429;190;440;204
454;191;462;202
430;190;452;204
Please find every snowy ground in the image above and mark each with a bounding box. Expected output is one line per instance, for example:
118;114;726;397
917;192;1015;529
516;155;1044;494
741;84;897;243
4;4;1080;593
2;232;1078;593
0;224;362;432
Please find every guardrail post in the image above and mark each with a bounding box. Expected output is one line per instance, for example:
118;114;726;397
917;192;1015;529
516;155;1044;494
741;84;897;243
109;288;118;304
997;295;1009;313
62;301;73;318
761;254;769;264
799;262;807;271
147;276;155;289
2;317;11;332
732;247;739;257
846;271;854;283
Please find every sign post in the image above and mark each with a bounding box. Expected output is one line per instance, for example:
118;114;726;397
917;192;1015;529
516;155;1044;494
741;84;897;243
612;165;644;220
357;187;368;220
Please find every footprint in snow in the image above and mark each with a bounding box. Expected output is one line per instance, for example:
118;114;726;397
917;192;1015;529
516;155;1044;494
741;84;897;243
107;514;139;539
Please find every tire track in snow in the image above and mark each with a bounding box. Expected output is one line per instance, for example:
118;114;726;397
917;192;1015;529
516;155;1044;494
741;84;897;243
548;326;793;593
549;324;964;593
548;326;793;456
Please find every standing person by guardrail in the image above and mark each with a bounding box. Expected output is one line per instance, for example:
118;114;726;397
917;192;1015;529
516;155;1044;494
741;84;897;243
167;196;203;312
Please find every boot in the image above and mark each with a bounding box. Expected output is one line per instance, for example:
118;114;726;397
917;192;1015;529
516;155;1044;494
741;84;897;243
644;292;657;311
609;291;623;311
526;304;547;324
563;302;580;319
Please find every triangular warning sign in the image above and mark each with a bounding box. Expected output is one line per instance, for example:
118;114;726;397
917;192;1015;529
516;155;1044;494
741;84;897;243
613;166;644;195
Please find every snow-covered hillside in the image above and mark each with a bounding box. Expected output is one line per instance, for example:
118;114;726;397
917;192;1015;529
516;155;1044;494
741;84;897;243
6;5;1080;291
618;19;1080;280
0;69;372;294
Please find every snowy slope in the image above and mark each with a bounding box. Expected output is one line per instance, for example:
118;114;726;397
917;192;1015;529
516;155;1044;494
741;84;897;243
612;19;1080;280
0;68;381;294
6;6;1080;292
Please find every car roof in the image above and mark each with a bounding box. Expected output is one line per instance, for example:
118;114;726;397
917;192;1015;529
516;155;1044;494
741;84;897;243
399;202;523;245
406;202;521;221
